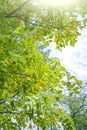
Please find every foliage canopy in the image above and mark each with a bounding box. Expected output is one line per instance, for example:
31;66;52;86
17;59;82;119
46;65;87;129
0;0;87;129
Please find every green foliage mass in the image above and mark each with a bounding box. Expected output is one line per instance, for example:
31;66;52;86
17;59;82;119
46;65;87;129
0;0;87;129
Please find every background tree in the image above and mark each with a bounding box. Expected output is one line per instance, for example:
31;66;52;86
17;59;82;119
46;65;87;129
61;74;87;130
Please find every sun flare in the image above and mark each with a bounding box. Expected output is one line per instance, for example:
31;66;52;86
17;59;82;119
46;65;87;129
41;0;75;7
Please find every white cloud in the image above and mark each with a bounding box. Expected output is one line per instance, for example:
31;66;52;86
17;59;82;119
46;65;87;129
48;27;87;80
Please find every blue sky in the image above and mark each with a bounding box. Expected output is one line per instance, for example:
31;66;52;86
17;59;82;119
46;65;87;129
47;27;87;80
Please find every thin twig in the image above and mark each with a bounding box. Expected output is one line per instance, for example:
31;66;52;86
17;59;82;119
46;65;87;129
72;103;87;118
5;0;29;16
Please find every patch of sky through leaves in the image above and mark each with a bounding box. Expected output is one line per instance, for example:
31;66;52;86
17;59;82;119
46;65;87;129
47;26;87;80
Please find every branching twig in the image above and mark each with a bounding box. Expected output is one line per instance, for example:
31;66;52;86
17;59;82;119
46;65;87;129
0;89;19;105
5;14;24;20
72;96;87;119
5;0;29;16
0;111;21;114
0;100;6;104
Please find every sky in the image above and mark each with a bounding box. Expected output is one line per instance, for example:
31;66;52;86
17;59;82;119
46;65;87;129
47;27;87;81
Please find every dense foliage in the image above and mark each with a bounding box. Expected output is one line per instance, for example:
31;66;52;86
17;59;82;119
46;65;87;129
0;0;87;129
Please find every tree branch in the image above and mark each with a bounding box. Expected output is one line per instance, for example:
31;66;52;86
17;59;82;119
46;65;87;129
72;103;87;118
5;0;29;16
0;111;22;114
5;14;24;20
0;110;32;115
0;89;19;105
0;99;6;104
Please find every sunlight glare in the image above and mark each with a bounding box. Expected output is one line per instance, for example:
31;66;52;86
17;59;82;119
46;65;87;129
42;0;75;7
